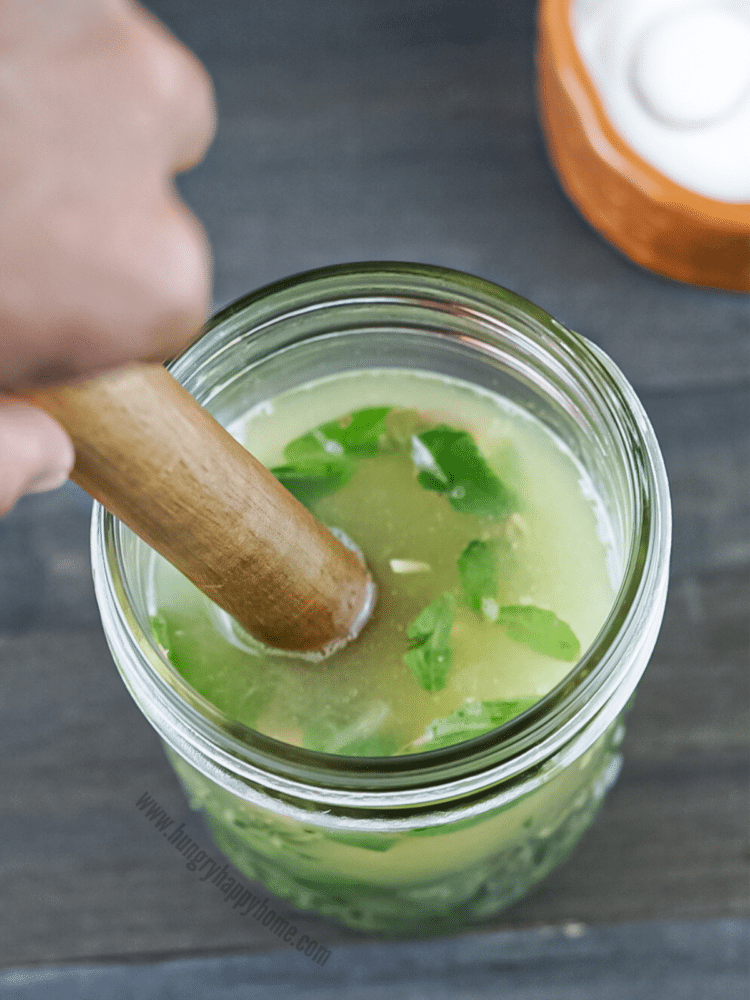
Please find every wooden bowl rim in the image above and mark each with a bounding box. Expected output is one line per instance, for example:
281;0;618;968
538;0;750;229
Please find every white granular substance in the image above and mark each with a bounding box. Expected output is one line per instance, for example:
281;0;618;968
572;0;750;201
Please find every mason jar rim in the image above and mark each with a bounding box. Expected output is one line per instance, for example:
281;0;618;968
91;262;671;811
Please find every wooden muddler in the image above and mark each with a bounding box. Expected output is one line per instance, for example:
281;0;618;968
27;364;374;653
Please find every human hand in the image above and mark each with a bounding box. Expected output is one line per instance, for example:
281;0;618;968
0;0;215;514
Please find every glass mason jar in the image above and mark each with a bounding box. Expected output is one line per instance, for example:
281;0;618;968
92;263;671;935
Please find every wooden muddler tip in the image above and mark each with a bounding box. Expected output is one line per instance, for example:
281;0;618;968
27;364;374;653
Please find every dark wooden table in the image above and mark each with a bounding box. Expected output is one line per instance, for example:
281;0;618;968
1;2;747;996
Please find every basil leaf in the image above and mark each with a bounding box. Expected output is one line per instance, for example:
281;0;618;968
403;592;454;692
497;605;580;661
271;407;392;509
457;539;499;614
321;407;391;457
407;697;538;752
281;433;333;464
283;407;391;462
413;425;516;518
270;458;354;509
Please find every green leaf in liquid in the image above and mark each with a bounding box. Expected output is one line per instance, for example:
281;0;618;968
457;539;499;614
321;406;391;457
497;605;581;662
403;592;455;692
413;425;516;518
283;406;391;462
270;458;354;509
406;697;538;753
270;406;393;509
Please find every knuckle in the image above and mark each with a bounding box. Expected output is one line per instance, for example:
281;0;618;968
162;205;211;312
161;42;214;124
132;202;211;361
134;11;216;159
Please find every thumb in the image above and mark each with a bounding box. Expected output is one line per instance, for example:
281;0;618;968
0;400;75;516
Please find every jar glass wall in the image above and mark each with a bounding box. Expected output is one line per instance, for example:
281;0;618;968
92;263;671;934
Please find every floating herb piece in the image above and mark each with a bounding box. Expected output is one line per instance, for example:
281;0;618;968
270;459;353;509
413;425;516;518
284;406;391;462
403;592;455;692
407;697;538;752
322;406;391;457
497;605;580;662
270;407;392;508
458;539;499;614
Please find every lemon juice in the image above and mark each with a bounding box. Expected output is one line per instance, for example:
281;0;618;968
148;368;617;757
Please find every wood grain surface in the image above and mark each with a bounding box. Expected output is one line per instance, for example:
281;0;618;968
0;0;747;979
28;365;372;652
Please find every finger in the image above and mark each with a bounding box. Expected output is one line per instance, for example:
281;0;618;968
168;50;216;174
0;189;211;391
135;191;213;363
0;401;75;516
131;2;217;174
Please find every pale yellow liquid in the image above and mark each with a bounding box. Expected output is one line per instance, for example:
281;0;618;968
148;369;618;755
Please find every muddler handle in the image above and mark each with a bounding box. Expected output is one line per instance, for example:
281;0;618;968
26;364;373;653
